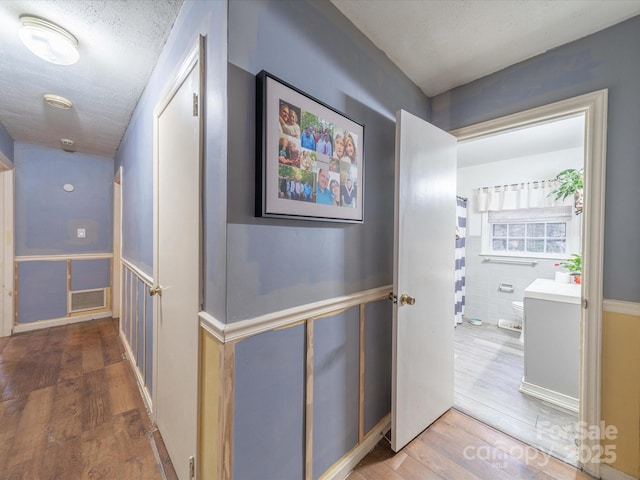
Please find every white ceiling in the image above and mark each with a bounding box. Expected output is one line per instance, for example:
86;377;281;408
0;1;638;159
457;113;585;168
331;0;640;97
0;1;183;158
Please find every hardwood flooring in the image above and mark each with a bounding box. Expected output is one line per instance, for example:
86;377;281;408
0;318;177;480
454;321;579;466
347;409;594;480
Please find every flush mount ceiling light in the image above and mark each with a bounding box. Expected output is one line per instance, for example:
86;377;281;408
19;15;79;65
60;138;75;152
44;93;73;109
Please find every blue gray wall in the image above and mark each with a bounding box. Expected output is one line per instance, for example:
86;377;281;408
433;15;640;303
115;0;228;322
227;0;429;321
0;122;14;164
14;143;113;256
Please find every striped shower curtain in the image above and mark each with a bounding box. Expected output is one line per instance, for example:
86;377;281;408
455;196;467;325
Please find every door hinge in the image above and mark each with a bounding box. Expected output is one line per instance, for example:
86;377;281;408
189;456;195;479
193;93;199;117
583;298;588;309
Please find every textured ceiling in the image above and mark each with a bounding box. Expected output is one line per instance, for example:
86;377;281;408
331;0;640;97
0;0;183;158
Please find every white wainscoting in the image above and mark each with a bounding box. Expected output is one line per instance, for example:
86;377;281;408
120;259;153;412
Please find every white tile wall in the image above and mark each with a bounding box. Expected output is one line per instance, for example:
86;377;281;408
463;236;560;325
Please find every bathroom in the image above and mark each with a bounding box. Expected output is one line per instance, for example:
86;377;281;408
454;113;585;464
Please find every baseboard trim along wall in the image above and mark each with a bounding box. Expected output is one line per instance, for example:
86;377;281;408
198;284;393;344
120;328;153;412
519;379;579;412
13;310;112;334
320;414;391;480
600;464;640;480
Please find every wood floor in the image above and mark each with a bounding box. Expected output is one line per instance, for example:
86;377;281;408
0;318;176;479
347;409;594;480
454;321;579;465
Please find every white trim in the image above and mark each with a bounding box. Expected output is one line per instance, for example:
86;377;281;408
1;168;14;337
603;299;640;317
13;311;112;333
453;89;608;478
198;311;225;343
600;464;639;480
119;328;153;413
519;378;579;413
320;414;391;480
121;258;153;286
15;253;113;262
198;285;392;344
113;166;123;320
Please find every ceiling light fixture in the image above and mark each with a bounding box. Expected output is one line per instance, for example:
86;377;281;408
60;138;76;152
19;15;79;65
44;93;73;109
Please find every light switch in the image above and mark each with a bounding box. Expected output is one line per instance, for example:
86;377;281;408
77;228;86;238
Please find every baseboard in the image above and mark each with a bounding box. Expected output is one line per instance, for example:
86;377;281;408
519;378;579;413
601;464;640;480
119;329;153;414
12;311;112;333
320;414;390;480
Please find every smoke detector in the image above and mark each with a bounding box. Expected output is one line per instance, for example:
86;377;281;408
44;94;73;109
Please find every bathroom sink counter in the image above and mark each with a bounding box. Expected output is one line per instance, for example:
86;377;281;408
524;278;581;304
520;278;582;412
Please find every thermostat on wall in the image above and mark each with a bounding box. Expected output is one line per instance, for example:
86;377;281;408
63;183;74;192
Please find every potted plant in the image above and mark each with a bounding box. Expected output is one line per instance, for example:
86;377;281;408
559;253;582;284
549;168;583;215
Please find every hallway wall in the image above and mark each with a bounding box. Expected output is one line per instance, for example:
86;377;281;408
13;143;114;326
0;122;13;164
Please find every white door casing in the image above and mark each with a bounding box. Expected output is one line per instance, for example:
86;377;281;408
112;167;122;319
452;89;607;477
0;158;14;338
153;38;203;480
392;110;457;451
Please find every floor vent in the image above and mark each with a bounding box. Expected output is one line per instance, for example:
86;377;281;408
70;289;107;313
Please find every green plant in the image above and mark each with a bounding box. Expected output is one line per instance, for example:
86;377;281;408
549;168;584;201
558;253;582;274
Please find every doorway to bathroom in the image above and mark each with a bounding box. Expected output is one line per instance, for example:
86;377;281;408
451;91;607;475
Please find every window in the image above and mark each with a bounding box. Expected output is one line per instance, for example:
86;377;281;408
491;221;567;254
481;206;580;259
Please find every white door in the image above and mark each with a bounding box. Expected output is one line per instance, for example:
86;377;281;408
153;42;202;479
392;110;457;451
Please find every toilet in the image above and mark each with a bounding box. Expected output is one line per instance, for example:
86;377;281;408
512;301;524;343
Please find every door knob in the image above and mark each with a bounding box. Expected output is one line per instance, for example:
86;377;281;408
399;293;415;306
149;286;162;296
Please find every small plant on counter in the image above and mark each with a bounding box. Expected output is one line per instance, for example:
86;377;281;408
557;254;582;284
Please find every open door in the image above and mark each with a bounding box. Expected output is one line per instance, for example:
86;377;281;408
392;110;457;451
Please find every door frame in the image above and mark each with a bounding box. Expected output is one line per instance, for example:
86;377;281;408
451;89;607;478
0;155;14;338
112;166;122;321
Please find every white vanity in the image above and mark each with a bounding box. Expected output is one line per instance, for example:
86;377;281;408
520;278;581;412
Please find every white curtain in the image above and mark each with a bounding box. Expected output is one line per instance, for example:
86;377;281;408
475;180;571;212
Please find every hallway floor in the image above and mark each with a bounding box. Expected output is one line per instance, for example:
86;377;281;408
348;409;594;480
0;318;176;479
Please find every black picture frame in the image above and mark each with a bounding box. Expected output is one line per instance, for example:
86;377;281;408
256;70;364;223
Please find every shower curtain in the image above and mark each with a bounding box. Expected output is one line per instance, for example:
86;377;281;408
455;196;467;325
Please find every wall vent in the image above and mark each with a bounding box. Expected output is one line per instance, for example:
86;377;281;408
69;288;106;313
